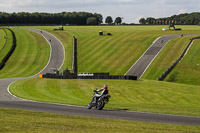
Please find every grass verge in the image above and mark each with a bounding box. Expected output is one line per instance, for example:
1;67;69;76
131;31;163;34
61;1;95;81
0;108;200;133
10;78;200;117
0;29;6;51
0;28;50;78
164;39;200;85
0;29;13;63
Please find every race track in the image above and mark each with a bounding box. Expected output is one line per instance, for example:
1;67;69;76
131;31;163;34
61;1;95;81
0;29;200;126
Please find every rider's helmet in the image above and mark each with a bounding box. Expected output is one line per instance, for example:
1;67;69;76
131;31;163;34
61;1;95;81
104;84;108;89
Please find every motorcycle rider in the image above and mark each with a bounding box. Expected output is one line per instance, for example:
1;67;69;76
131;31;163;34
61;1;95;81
92;85;109;103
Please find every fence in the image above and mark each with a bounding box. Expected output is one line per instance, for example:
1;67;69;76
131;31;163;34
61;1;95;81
72;36;77;74
42;73;137;80
157;36;200;81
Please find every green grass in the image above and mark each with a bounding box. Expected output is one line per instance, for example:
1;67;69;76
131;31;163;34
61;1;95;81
10;78;200;117
0;29;13;63
142;35;199;80
165;39;200;85
0;29;6;51
0;28;50;78
30;25;200;75
1;108;200;133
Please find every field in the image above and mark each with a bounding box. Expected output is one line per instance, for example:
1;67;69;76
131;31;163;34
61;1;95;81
2;25;200;132
0;28;50;78
1;108;200;133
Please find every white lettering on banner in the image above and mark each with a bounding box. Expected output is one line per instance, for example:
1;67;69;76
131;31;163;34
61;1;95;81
78;73;94;76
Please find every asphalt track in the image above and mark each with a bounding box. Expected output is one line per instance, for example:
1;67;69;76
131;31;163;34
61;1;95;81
125;34;196;78
0;30;200;126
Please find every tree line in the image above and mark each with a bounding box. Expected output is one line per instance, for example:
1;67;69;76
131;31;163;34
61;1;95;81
139;12;200;25
0;12;103;25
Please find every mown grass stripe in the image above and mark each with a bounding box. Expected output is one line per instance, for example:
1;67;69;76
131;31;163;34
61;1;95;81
84;35;125;71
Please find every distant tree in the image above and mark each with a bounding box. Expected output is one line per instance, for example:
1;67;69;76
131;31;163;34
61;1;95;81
146;17;155;25
105;16;113;25
94;13;103;25
86;17;97;25
0;11;103;25
139;18;146;24
114;17;122;25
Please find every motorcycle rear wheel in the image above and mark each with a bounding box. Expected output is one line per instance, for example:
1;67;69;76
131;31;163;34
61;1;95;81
96;101;105;110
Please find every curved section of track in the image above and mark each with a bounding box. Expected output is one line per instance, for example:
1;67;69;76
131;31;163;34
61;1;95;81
0;30;200;126
125;34;197;78
0;28;65;101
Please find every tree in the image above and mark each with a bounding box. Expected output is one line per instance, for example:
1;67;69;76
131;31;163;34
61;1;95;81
94;13;103;25
139;18;146;24
86;17;97;25
105;16;113;25
114;17;122;25
146;17;155;25
0;11;104;25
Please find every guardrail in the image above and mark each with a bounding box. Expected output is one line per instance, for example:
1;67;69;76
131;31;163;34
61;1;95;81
72;36;77;74
157;36;200;81
42;73;137;80
0;28;16;70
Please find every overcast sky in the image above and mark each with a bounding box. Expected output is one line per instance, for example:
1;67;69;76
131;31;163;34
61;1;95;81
0;0;200;23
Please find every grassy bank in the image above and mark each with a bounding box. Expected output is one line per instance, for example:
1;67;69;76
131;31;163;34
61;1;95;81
1;108;200;133
0;29;13;63
142;35;199;80
165;39;200;85
0;28;50;78
10;78;200;117
0;28;6;51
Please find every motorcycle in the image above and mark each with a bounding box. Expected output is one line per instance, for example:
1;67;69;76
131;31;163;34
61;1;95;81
88;89;111;110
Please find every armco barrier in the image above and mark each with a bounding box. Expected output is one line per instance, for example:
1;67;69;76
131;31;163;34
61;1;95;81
72;36;77;74
0;28;16;70
42;73;137;80
157;36;200;81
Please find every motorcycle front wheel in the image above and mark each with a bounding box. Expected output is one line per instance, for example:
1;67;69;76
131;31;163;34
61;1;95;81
88;103;92;109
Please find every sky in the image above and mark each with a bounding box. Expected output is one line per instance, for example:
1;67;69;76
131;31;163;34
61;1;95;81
0;0;200;23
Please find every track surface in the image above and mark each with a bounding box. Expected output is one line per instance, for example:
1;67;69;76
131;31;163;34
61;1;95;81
125;34;196;78
0;30;200;126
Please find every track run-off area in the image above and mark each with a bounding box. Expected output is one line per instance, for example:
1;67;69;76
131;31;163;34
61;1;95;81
0;28;200;126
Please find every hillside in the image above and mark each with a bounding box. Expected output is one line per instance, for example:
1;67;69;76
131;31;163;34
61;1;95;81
0;28;50;78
